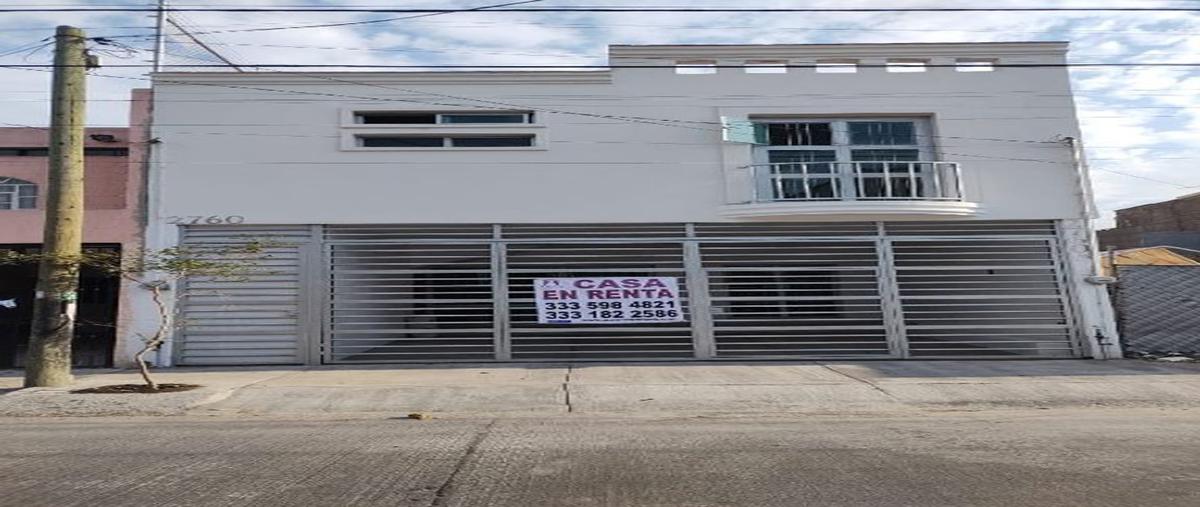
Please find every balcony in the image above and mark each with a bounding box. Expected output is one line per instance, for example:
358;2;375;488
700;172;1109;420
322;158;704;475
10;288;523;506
720;161;981;219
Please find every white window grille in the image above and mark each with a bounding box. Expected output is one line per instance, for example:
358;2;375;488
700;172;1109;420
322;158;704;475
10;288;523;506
748;118;960;201
0;177;37;210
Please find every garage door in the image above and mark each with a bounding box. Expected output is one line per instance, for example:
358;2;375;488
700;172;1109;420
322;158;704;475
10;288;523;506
179;221;1081;364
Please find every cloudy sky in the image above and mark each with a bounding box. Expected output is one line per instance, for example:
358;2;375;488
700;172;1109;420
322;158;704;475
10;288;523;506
1;0;1198;227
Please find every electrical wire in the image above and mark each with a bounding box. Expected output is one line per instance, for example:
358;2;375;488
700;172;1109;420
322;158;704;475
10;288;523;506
5;7;1200;13
4;62;1200;69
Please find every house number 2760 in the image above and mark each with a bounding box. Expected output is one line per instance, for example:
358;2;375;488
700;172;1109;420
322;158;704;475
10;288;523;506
166;215;246;225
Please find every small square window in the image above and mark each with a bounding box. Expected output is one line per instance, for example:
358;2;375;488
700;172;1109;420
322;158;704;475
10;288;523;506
744;60;787;74
956;59;996;72
675;60;717;75
886;59;928;73
815;60;858;74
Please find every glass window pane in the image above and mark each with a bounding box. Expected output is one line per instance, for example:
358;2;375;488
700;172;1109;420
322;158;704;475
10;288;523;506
769;150;836;173
450;136;534;147
440;114;528;124
0;185;13;193
17;185;36;197
766;123;832;146
360;136;444;147
357;113;437;124
848;122;916;145
17;196;35;209
0;194;11;209
851;149;920;161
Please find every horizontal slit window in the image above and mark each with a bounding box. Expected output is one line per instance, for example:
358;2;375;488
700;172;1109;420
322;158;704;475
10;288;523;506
441;113;531;124
358;135;535;148
745;60;788;74
956;59;996;72
887;59;928;73
360;136;445;148
358;113;438;124
354;111;533;125
816;60;858;73
450;136;534;147
675;60;717;75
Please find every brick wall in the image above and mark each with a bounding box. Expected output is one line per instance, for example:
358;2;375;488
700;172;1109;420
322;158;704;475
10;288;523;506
1099;193;1200;250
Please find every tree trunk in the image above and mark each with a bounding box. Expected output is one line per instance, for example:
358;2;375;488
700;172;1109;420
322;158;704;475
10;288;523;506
133;284;170;390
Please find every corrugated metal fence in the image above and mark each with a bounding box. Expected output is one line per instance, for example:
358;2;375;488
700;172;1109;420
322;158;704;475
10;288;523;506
1115;265;1200;354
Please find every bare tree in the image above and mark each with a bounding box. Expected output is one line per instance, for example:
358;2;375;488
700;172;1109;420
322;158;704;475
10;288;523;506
1;242;270;390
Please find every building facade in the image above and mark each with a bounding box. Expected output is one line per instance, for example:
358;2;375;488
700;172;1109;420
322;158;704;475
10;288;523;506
1098;193;1200;251
0;89;151;367
140;43;1119;365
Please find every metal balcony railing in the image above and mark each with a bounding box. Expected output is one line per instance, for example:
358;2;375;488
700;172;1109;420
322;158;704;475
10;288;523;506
737;161;965;203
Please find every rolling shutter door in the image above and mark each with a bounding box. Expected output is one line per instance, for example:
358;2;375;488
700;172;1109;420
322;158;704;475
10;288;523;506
176;226;313;365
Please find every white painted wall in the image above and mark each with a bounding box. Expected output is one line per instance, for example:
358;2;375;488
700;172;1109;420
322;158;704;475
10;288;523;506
137;42;1119;364
150;43;1085;225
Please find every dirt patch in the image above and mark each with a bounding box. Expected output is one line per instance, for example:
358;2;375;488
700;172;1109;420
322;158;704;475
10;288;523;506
71;384;202;394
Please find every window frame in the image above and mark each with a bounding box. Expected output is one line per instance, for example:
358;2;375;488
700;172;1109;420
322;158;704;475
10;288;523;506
348;132;543;151
752;117;934;165
750;117;936;201
0;177;37;210
342;108;546;151
349;110;536;126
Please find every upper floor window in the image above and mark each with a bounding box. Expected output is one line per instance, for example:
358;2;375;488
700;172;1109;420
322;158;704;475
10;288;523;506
753;118;933;199
354;111;534;125
0;177;37;209
356;134;536;148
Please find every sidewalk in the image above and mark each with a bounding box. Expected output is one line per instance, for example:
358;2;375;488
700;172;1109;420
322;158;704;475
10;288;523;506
2;360;1199;418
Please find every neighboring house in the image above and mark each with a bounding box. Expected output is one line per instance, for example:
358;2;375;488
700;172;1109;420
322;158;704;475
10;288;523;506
1101;246;1200;276
139;42;1118;366
1098;193;1200;251
0;89;151;368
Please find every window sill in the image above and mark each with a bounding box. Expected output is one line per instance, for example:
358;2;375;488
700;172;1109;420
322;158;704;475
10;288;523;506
340;124;546;130
341;146;548;152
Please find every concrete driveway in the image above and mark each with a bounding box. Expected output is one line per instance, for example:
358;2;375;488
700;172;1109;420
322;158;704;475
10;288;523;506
2;360;1199;417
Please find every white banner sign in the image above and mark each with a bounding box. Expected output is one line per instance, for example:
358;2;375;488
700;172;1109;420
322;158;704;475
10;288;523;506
534;277;685;324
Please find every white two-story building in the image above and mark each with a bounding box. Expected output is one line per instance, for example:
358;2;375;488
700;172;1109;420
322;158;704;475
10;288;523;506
138;42;1119;366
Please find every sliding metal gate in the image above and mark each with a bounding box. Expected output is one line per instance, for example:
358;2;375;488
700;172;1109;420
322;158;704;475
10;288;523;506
178;221;1083;364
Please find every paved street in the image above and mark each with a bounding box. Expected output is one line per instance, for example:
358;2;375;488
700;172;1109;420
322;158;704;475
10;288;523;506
3;408;1200;506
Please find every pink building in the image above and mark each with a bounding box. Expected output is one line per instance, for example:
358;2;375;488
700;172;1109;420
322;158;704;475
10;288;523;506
0;89;150;367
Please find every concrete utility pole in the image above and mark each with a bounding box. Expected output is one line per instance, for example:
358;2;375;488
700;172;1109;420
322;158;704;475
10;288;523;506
25;26;89;388
151;0;167;72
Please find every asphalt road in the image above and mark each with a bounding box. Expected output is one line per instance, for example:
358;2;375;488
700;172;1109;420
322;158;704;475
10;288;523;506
3;409;1199;506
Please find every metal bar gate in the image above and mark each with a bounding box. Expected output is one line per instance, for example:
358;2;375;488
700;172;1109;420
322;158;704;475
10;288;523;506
177;221;1081;365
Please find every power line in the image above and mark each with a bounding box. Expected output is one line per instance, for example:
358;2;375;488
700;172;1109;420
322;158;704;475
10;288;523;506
162;0;546;34
5;62;1200;69
5;7;1200;13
